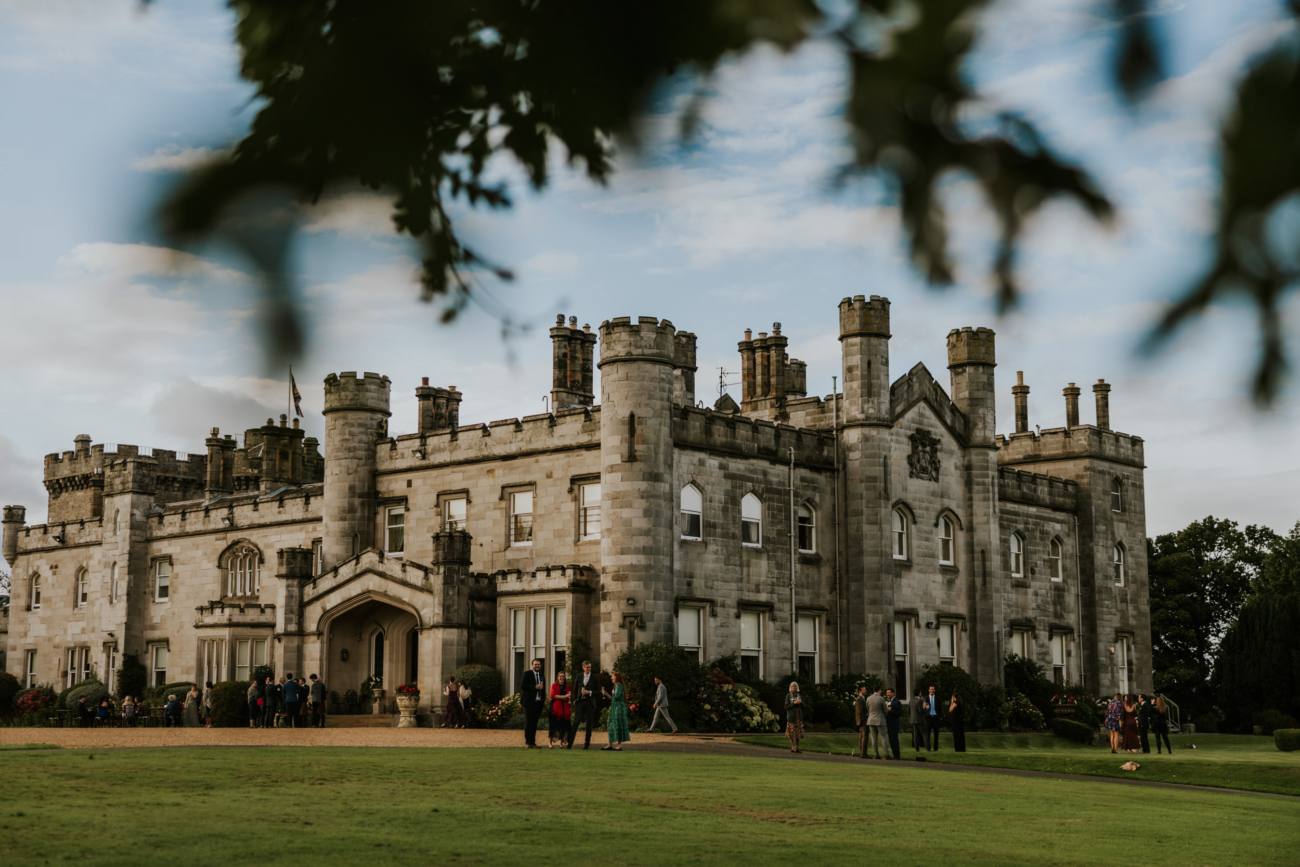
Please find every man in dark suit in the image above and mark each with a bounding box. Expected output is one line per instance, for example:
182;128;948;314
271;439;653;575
926;684;943;751
309;674;327;729
853;686;869;759
568;660;600;750
1137;693;1151;753
884;688;904;760
521;658;546;748
282;672;301;728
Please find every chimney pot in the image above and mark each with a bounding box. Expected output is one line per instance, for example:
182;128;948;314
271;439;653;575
422;377;429;386
557;314;565;325
569;315;577;328
744;329;752;341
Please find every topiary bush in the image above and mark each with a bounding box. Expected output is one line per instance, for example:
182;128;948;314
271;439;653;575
453;664;503;708
1253;709;1299;735
1051;717;1097;745
14;685;56;717
116;654;147;701
1275;728;1300;751
211;680;253;727
151;681;196;702
65;680;111;714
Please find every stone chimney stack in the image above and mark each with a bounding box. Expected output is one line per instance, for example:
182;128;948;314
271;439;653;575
1012;371;1030;434
74;434;91;458
550;314;596;410
204;427;236;498
1063;383;1081;429
3;504;25;565
1093;379;1111;430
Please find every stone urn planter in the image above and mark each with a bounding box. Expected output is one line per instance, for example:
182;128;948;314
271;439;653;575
371;688;387;715
396;693;420;728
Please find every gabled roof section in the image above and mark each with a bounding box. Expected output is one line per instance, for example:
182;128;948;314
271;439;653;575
890;362;968;444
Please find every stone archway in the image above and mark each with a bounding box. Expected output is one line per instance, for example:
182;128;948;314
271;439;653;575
319;596;418;713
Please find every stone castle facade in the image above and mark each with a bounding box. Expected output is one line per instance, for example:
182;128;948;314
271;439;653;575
2;298;1151;712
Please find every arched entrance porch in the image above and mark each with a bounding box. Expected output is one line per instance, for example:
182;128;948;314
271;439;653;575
318;595;420;713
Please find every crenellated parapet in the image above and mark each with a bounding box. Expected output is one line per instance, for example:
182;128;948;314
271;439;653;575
598;316;678;367
997;426;1145;470
672;405;835;468
998;467;1078;511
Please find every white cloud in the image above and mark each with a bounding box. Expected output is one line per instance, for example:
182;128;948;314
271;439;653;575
56;242;248;284
519;250;582;278
130;144;230;172
299;192;397;239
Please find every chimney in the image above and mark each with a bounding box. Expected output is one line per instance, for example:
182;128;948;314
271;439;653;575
1093;379;1111;430
1012;371;1030;434
417;377;436;434
1063;383;1081;429
74;434;91;458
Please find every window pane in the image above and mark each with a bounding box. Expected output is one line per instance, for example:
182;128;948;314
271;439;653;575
893;620;907;656
741;494;761;521
1051;635;1065;666
797;506;814;552
797;615;817;654
678;608;701;648
939;625;954;659
511;609;525;647
741;519;761;546
532;607;546;650
446;498;466;531
740;611;762;651
552;607;567;647
512;490;533;515
681;485;702;513
580;484;601;540
581;483;600;507
253;640;266;667
682;511;701;539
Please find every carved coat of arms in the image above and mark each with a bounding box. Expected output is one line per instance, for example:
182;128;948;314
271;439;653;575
908;429;941;482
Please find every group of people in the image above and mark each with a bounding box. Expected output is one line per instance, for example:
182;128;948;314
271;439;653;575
71;684;217;728
245;673;328;728
783;683;966;758
440;676;476;728
517;658;676;750
1106;693;1173;754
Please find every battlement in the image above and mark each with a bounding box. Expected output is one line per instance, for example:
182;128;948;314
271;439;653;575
997;425;1145;469
491;563;597;594
323;371;392;415
839;295;891;339
378;405;601;473
947;327;997;368
597;316;677;366
889;363;967;439
673;405;835;468
998;467;1078;512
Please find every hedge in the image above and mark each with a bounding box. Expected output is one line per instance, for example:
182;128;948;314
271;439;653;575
0;671;21;711
1276;728;1300;752
212;681;253;727
613;642;706;727
453;665;503;708
151;681;196;702
65;680;111;712
1051;717;1097;745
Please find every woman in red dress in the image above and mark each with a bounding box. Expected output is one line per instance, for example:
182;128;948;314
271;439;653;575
548;672;572;748
1120;694;1141;753
442;676;467;728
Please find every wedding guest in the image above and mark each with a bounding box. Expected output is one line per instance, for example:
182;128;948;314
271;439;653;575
567;661;600;750
949;692;966;753
925;685;943;751
1121;694;1141;754
184;684;202;728
203;681;214;729
283;674;302;729
866;686;887;759
309;674;327;729
854;685;869;759
1105;693;1122;753
910;689;927;752
885;688;904;759
95;698;112;727
602;672;630;751
296;678;310;726
548;672;571;748
1152;695;1173;753
122;695;137;728
1137;693;1151;754
520;658;547;748
164;694;183;727
460;681;475;725
247;680;261;728
784;682;805;753
646;676;678;734
263;676;280;729
443;676;467;729
75;696;94;727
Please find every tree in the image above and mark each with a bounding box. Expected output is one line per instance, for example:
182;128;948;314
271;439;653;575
1253;522;1300;599
0;568;9;601
1147;517;1271;718
154;1;1300;399
1213;592;1300;732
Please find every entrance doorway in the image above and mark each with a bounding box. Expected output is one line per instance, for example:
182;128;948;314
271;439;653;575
322;597;418;699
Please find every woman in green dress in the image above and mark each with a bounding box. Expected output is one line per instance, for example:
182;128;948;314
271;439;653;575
602;672;630;751
183;684;202;728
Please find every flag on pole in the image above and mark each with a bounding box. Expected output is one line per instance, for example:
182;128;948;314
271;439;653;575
290;367;303;418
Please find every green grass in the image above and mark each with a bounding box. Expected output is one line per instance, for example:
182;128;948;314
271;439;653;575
735;731;1300;796
0;743;60;751
1;747;1298;866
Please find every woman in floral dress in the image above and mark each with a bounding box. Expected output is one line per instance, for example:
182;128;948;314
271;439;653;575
602;672;630;751
1105;693;1123;753
784;681;805;753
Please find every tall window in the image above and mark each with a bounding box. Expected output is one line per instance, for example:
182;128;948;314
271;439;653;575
797;614;819;681
1009;533;1024;577
75;568;88;608
741;494;762;547
1117;636;1133;693
109;562;119;604
65;647;90;689
797;504;815;553
531;607;546;679
939;516;954;565
151;646;168;687
1111;478;1123;512
1113;543;1126;586
29;573;41;610
1010;630;1030;659
113;509;121;536
579;483;601;541
680;485;702;540
444;497;467;532
893;620;909;693
892;509;909;560
154;560;170;602
385;508;405;554
235;639;266;682
371;631;385;680
1051;634;1067;684
227;545;261;596
677;606;703;661
507;604;567;689
509;491;534;546
740;610;763;678
552;607;568;675
939;623;957;665
25;650;37;688
106;645;118;694
511;609;526;687
311;540;323;576
1049;538;1063;581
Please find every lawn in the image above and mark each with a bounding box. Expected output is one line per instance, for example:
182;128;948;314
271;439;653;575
735;731;1300;796
2;747;1297;866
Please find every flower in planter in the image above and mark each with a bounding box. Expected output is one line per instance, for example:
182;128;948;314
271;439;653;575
396;683;420;696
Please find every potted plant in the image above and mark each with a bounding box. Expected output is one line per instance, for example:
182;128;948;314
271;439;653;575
395;683;420;727
361;675;385;715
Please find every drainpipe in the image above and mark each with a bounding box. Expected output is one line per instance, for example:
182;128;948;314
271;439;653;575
1074;514;1085;689
832;377;843;677
789;446;798;676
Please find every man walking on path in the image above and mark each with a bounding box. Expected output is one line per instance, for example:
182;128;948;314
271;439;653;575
854;686;870;759
568;661;600;750
884;688;903;760
646;677;678;734
926;685;943;751
866;686;888;759
521;658;546;748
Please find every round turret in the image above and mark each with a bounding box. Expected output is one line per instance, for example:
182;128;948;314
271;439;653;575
321;372;391;571
838;296;891;423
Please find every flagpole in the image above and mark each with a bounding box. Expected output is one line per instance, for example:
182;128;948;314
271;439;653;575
288;365;292;421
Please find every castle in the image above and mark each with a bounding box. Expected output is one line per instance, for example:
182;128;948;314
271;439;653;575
2;297;1151;712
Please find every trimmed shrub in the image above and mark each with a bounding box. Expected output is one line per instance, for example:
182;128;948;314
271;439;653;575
151;681;196;702
14;686;56;716
116;654;147;701
453;664;503;708
616;642;707;725
1275;728;1300;752
1253;709;1299;736
0;672;21;712
1051;717;1097;745
212;680;253;727
1007;693;1047;731
66;680;110;713
481;693;521;729
1004;654;1056;721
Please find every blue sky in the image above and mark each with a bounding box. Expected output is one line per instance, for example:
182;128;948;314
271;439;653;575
0;0;1295;551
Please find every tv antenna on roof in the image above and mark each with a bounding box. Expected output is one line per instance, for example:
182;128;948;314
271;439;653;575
717;366;739;399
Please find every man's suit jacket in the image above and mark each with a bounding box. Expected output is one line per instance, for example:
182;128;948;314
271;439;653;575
1138;701;1151;729
654;683;669;709
866;693;888;726
885;697;903;731
909;696;925;726
309;681;326;704
520;669;546;706
573;672;599;706
854;694;868;726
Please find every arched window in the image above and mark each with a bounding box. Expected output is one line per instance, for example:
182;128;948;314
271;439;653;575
371;630;385;680
1010;533;1024;577
225;545;261;597
1111;478;1123;513
1049;538;1063;581
30;573;41;610
797;504;816;553
1113;543;1126;586
109;562;119;604
680;484;703;540
891;508;909;560
939;516;955;565
113;509;121;536
75;568;89;608
741;494;762;547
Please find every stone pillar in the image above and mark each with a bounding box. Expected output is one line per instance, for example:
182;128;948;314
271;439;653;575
322;372;391;571
1012;371;1030;434
1093;380;1111;430
598;317;677;666
275;547;314;677
1063;383;1081;429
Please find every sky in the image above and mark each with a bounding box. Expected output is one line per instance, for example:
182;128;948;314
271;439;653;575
1;0;1297;565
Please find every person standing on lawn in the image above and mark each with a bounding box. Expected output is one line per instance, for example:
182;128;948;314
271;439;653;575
1152;695;1173;754
521;658;546;748
247;680;261;728
203;681;214;729
949;692;966;752
1137;693;1151;753
567;661;599;750
263;676;280;729
309;674;327;728
854;685;870;759
282;673;302;729
548;672;571;747
646;676;678;734
602;672;630;751
884;688;903;759
1121;694;1141;754
785;682;805;753
1105;693;1122;753
910;689;927;752
926;685;943;751
866;686;888;759
183;684;202;728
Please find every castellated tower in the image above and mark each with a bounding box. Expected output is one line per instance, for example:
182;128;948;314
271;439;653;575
598;317;678;660
322;372;391;571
